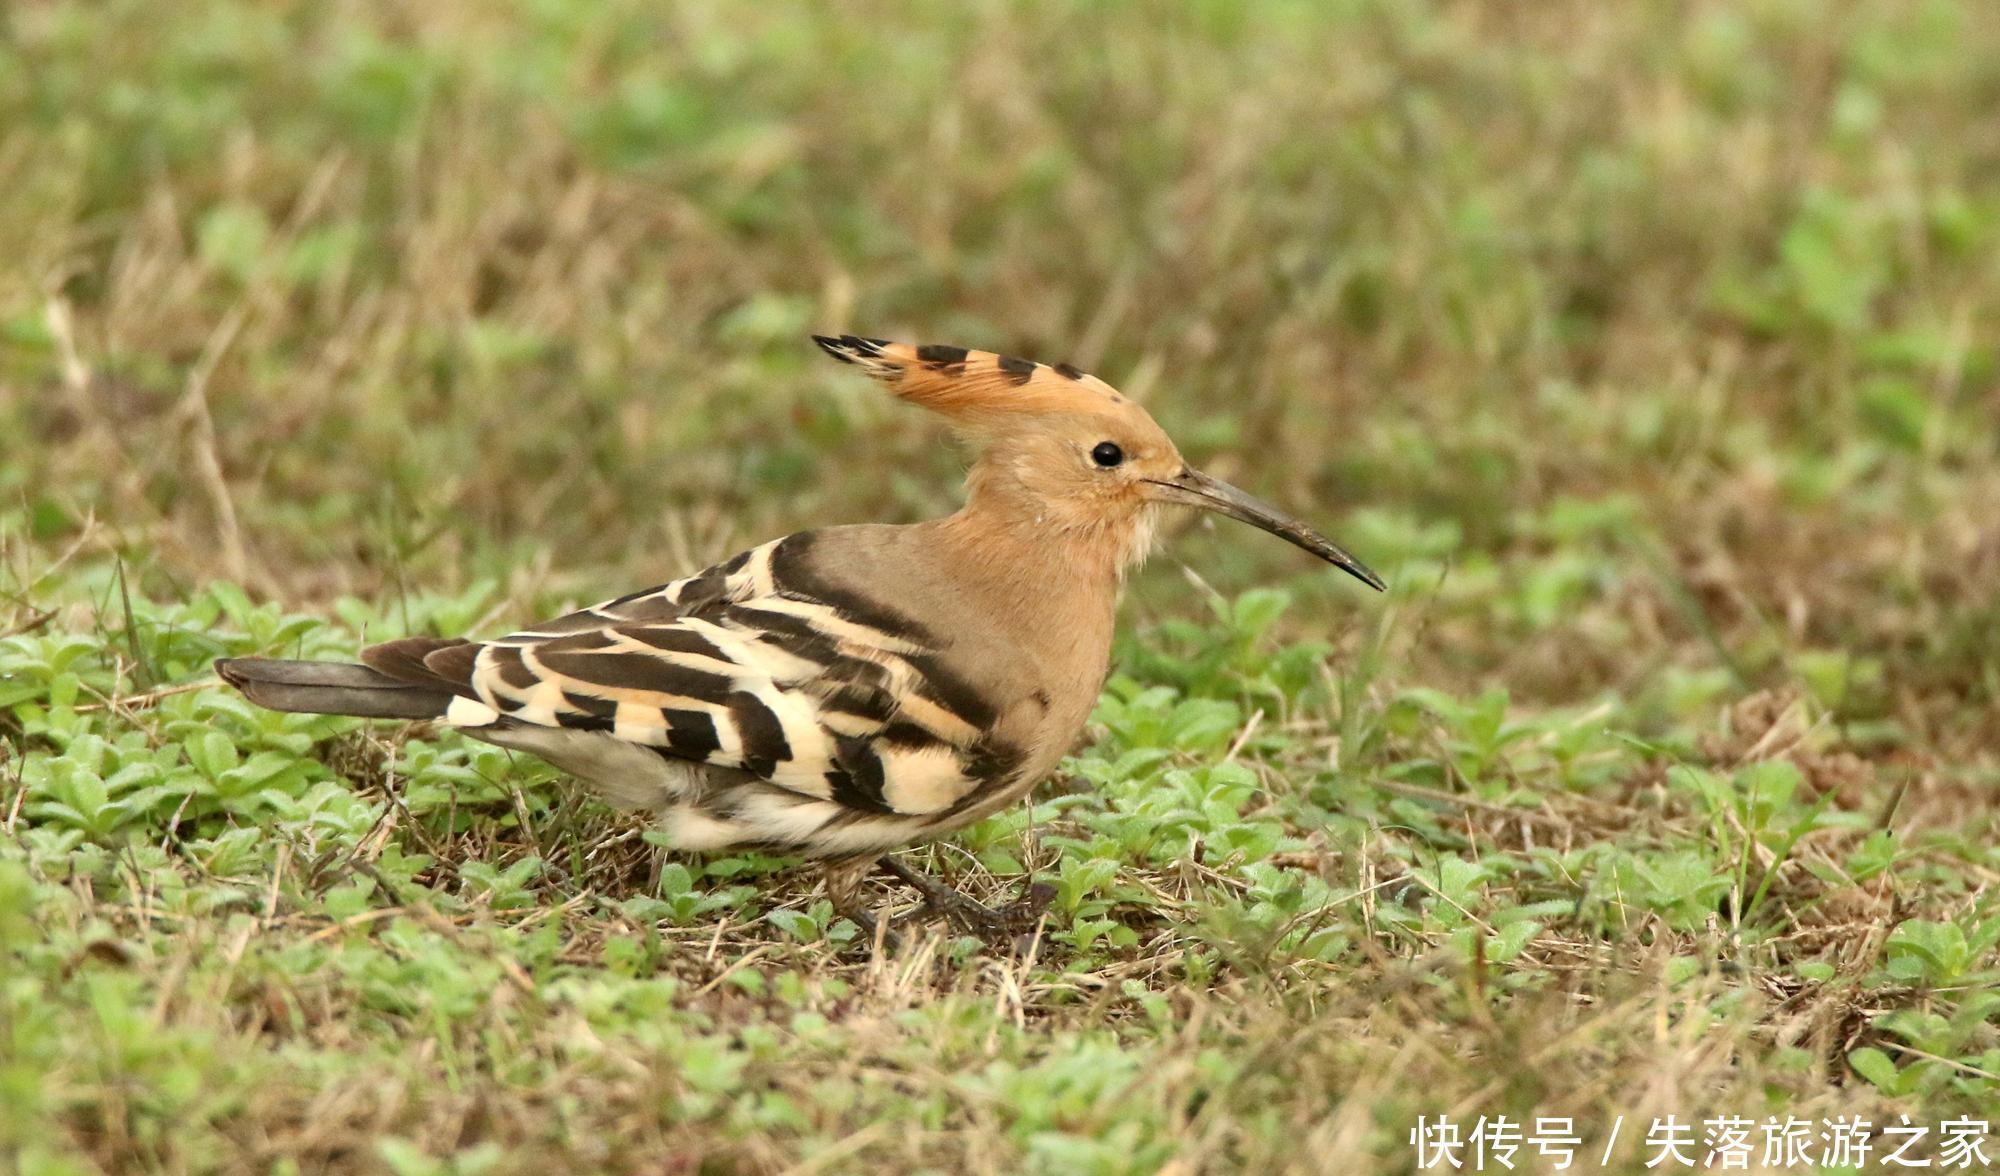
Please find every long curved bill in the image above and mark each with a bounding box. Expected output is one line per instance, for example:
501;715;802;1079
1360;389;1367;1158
1147;468;1387;591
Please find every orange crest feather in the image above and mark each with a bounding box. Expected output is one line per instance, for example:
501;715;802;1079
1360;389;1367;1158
812;335;1127;421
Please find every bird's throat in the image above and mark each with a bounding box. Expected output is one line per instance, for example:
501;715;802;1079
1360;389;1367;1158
929;498;1129;646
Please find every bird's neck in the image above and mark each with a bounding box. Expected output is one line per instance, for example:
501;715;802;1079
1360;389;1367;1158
926;482;1141;640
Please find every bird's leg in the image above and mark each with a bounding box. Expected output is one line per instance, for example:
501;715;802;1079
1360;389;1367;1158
821;856;898;950
877;855;1056;940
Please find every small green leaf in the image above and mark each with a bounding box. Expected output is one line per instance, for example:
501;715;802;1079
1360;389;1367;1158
1846;1047;1899;1091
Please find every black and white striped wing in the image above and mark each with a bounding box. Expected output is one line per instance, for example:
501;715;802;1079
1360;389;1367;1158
436;534;1005;817
476;545;752;636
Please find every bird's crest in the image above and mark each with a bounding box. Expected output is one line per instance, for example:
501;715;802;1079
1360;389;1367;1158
812;334;1129;422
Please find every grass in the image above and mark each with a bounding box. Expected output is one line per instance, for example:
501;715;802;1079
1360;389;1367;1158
3;0;1999;1171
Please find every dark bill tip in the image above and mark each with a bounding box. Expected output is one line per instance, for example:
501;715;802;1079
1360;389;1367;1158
1147;469;1387;592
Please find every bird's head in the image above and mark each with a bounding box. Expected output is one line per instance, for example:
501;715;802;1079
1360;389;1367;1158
813;335;1384;590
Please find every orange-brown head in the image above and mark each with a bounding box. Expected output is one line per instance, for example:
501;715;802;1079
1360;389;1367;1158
813;335;1384;590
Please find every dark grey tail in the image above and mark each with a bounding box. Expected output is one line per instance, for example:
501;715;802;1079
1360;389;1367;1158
214;658;455;720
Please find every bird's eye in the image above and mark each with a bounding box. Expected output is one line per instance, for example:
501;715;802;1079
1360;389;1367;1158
1090;441;1125;468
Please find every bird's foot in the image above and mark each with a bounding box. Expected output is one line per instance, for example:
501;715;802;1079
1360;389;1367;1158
879;856;1055;945
823;856;907;953
838;905;904;954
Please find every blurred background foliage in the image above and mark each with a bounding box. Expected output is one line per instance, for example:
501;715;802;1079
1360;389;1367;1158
3;0;2000;1170
3;0;1994;741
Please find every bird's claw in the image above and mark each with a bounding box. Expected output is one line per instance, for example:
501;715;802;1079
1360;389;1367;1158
909;877;1055;944
844;860;1056;952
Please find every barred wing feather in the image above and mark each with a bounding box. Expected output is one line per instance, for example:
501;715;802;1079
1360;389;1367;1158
406;533;1001;818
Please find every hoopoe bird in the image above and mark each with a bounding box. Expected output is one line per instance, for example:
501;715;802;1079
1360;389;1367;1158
218;336;1384;939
